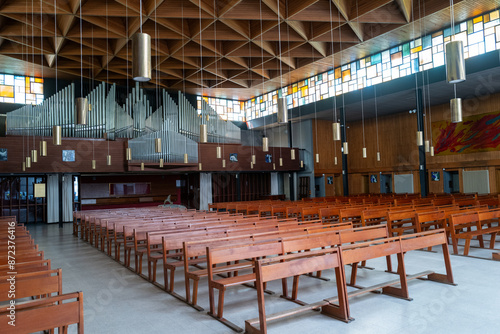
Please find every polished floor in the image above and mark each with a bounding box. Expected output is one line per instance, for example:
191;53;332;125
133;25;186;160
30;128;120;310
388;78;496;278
28;223;500;334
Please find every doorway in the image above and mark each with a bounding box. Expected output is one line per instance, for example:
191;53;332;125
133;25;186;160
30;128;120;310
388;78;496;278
380;174;393;194
315;176;325;198
298;177;310;200
443;170;460;193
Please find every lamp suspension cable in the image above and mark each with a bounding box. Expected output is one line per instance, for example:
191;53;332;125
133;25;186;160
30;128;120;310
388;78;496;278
426;71;434;156
106;1;111;165
278;0;284;167
39;0;47;156
198;0;207;146
260;0;269;153
329;0;338;164
374;86;381;161
91;25;96;169
286;17;295;161
339;7;348;155
181;2;188;164
361;88;366;158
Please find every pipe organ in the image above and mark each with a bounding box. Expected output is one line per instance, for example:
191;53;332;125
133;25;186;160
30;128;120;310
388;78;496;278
6;82;242;165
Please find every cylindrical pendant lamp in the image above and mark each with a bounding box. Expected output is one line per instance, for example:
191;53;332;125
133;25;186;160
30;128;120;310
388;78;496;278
216;146;222;159
26;156;31;168
140;162;145;171
450;98;462;123
222;159;226;168
377;152;381;161
132;33;151;82
430;146;435;157
92;159;96;169
332;122;341;141
273;163;276;170
262;137;269;152
417;131;424;146
31;150;38;163
362;147;367;158
200;124;208;143
315;153;320;163
250;162;254;169
334;156;338;165
75;97;89;125
251;154;256;164
106;155;112;166
22;162;26;172
159;158;164;168
155;138;162;153
424;140;430;153
126;148;132;161
198;163;202;171
290;149;295;160
300;160;304;168
184;153;189;164
445;41;466;84
343;142;349;155
279;157;283;166
53;126;62;145
40;140;47;156
277;98;288;123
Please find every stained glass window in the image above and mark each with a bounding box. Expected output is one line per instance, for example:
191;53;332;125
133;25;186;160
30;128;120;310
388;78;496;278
200;9;500;122
0;74;43;105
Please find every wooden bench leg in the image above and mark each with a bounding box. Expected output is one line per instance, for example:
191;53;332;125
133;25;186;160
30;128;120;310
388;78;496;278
463;238;471;256
490;232;497;249
382;252;411;300
217;288;226;319
349;262;358;286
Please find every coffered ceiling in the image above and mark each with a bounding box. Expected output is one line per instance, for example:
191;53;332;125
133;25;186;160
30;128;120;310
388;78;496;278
0;0;497;100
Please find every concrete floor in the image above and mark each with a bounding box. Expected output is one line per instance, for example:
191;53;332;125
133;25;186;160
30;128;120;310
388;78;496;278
28;223;500;334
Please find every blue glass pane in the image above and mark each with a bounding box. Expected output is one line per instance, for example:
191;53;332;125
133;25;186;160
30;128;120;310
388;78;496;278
371;53;382;64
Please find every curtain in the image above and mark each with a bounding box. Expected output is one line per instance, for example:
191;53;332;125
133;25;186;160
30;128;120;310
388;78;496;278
199;173;212;211
271;173;279;195
62;174;74;222
47;174;59;223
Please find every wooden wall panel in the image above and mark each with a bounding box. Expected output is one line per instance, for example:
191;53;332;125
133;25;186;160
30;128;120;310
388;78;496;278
312;120;343;174
199;143;300;172
0;137;127;173
428;169;444;194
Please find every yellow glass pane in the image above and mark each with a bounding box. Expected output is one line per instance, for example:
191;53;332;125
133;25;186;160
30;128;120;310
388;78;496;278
484;14;490;23
473;16;482;24
35;78;43;83
0;85;14;98
342;69;351;82
292;85;298;93
490;10;499;21
411;46;422;53
335;67;341;79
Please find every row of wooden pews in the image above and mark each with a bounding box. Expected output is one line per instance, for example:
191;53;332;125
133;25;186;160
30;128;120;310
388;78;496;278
76;204;459;333
0;217;84;333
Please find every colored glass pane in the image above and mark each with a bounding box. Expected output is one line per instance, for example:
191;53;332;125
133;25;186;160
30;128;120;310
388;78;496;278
0;85;14;98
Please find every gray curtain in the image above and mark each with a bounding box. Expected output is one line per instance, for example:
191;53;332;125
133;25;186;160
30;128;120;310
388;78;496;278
62;174;74;222
47;174;59;223
199;173;212;211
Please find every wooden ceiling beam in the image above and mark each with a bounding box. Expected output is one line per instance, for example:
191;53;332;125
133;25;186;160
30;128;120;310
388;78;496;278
219;19;250;39
395;0;412;23
286;0;320;19
217;0;243;17
309;41;327;57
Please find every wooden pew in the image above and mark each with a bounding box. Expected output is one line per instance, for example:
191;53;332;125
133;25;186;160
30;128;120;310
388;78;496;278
0;259;51;276
449;210;500;256
0;269;62;302
0;291;84;334
245;248;350;334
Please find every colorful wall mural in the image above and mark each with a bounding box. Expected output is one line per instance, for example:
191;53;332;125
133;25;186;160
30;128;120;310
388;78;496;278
432;111;500;155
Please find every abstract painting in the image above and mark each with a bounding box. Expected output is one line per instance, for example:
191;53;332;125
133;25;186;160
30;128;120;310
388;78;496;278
432;111;500;155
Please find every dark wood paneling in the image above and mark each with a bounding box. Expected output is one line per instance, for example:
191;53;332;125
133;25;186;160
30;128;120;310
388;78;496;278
199;143;300;172
0;137;127;173
312;120;343;174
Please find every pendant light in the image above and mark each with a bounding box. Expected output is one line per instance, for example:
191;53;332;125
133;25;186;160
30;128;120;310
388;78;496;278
155;138;162;153
343;142;349;155
252;154;256;165
40;140;47;156
107;154;112;166
279;157;283;167
92;159;96;170
126;147;132;161
22;162;26;172
262;137;269;152
159;158;164;168
445;41;465;84
334;156;338;165
417;130;424;146
450;97;462;123
250;162;254;169
200;124;208;143
222;159;226;168
273;163;276;170
290;149;295;160
277;97;288;123
216;146;222;159
53;125;62;145
132;0;151;82
332;122;341;141
75;2;88;125
184;153;188;164
141;162;145;171
31;149;38;163
198;163;202;171
315;154;320;164
26;156;31;168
